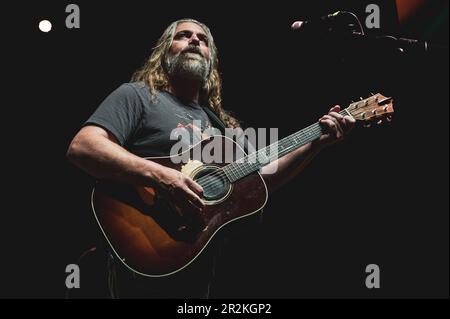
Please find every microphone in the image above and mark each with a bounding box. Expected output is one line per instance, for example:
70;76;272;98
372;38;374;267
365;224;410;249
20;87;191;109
291;11;448;54
291;11;344;31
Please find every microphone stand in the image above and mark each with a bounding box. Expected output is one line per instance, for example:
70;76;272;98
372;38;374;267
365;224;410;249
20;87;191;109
293;10;448;57
344;31;448;56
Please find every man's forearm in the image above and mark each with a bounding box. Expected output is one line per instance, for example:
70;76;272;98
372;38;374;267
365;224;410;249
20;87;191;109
67;132;165;187
261;142;323;193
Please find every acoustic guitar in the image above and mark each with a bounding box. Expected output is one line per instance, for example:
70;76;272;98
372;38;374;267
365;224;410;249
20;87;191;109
91;94;394;277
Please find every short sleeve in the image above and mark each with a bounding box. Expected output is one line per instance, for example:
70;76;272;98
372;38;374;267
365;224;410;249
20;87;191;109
84;83;144;145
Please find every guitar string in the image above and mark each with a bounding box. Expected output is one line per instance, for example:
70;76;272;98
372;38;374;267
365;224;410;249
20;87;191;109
196;111;349;191
196;109;350;190
197;119;327;190
197;123;324;191
195;116;325;186
195;122;321;188
200;107;391;192
200;130;320;194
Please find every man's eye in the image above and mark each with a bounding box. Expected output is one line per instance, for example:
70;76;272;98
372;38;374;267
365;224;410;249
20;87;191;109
176;32;191;39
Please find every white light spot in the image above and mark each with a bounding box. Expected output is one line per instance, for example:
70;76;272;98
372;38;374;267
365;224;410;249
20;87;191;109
39;20;52;32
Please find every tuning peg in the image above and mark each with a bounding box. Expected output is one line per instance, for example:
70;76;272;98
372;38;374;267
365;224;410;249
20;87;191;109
360;97;364;100
386;116;393;122
370;92;375;96
363;123;371;128
379;97;393;105
377;119;383;125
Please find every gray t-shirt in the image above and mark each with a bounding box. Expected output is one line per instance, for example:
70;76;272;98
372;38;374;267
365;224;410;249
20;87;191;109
85;82;217;157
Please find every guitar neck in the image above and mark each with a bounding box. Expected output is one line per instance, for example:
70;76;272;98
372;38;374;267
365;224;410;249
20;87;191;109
223;110;350;182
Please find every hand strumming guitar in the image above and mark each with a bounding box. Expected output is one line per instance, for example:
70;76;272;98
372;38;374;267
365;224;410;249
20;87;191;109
155;166;205;214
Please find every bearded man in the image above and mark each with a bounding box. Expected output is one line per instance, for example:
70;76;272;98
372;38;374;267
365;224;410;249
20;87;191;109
67;19;355;298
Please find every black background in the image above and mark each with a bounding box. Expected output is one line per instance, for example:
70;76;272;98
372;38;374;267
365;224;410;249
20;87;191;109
2;0;448;298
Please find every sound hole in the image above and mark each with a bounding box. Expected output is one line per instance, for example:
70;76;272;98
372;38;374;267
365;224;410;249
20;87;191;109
193;166;231;203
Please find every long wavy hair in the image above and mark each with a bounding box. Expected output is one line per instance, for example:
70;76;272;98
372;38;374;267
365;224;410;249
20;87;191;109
131;18;239;128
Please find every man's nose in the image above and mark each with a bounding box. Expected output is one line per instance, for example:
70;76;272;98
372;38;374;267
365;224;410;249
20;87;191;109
189;34;200;46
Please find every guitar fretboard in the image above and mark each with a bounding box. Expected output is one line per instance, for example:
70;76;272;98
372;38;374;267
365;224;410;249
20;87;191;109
223;110;348;182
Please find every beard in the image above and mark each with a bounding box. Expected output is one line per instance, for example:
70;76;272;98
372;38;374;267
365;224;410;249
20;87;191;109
166;46;210;83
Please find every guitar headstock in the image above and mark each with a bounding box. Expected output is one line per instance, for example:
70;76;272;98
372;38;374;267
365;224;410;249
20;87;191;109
345;94;394;126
